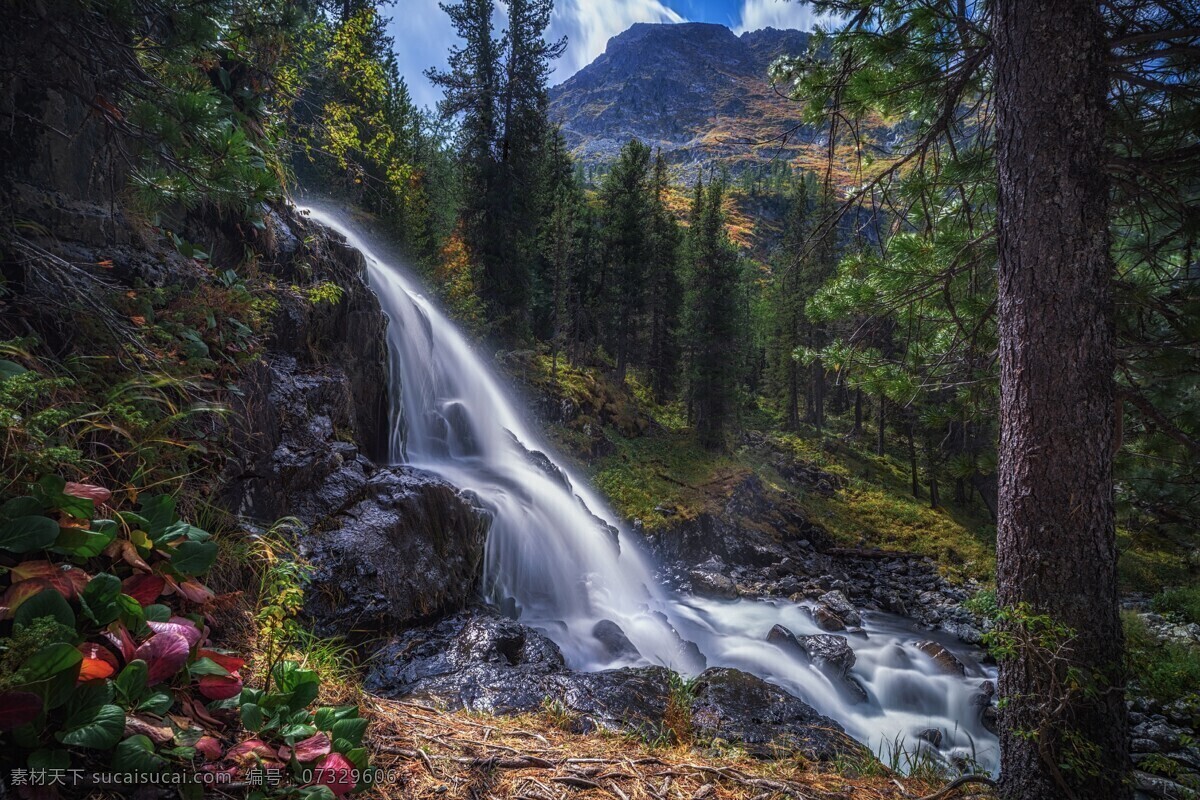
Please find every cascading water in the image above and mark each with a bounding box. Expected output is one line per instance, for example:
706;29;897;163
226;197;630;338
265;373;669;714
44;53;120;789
301;203;999;774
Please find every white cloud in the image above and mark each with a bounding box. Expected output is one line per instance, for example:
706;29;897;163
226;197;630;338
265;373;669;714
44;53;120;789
549;0;686;82
735;0;839;34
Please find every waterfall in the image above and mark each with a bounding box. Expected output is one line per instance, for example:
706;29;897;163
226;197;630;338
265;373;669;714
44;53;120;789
300;203;999;774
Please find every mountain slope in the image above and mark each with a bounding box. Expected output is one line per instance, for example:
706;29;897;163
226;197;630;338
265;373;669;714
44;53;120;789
549;23;821;171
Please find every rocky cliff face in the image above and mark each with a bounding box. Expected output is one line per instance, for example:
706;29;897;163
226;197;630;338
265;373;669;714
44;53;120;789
0;34;491;636
548;23;815;169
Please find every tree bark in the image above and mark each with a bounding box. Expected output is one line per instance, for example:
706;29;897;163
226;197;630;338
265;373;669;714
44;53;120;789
906;419;920;499
876;393;886;456
994;0;1128;796
853;388;863;435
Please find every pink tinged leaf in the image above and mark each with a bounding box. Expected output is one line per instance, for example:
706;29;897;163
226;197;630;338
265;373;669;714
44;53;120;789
196;736;224;761
311;752;356;796
10;562;90;598
122;573;165;605
147;619;202;650
103;623;137;662
225;738;277;765
77;642;120;682
197;649;245;674
176;579;215;605
0;578;54;618
0;692;43;730
291;731;332;762
134;632;190;685
64;482;112;502
197;674;243;701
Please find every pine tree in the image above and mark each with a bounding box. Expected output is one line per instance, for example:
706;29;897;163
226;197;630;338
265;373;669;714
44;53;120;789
598;139;653;382
686;178;742;450
645;152;683;401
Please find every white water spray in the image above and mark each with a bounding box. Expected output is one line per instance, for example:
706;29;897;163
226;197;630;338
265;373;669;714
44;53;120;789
301;204;999;774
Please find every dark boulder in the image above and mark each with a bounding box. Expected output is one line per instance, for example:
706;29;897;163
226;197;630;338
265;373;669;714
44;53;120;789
592;619;640;660
366;611;565;714
689;668;861;760
368;611;853;760
301;469;490;636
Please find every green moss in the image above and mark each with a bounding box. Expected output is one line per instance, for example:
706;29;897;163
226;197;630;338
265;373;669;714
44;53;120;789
592;429;741;529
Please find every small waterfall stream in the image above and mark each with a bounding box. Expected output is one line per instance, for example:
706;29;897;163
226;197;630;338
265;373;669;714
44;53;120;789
301;204;999;774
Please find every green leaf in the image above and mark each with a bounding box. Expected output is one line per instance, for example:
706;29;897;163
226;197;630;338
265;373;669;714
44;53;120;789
137;691;174;716
19;643;82;710
67;681;115;719
28;748;70;771
50;525;116;558
330;718;368;748
119;597;148;637
79;573;123;626
138;495;177;537
0;358;27;381
15;588;75;628
296;787;337;800
0;515;60;553
31;477;93;519
280;723;317;741
143;603;171;622
188;657;229;677
314;705;359;731
55;704;125;749
115;660;149;706
241;703;264;731
169;540;217;577
111;734;168;773
344;746;369;772
1;496;44;519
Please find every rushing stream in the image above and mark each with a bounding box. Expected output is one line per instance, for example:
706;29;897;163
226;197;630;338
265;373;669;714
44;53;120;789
301;203;999;774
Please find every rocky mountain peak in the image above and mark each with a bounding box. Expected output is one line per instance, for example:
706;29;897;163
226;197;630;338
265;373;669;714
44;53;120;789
549;22;812;170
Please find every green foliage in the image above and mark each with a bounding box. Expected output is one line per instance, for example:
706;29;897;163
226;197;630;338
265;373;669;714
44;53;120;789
104;0;305;219
1151;586;1200;626
0;476;369;792
1123;612;1200;706
685;177;744;450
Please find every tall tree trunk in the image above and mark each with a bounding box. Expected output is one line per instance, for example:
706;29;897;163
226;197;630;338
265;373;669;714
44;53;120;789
906;420;920;499
853;388;863;435
876;393;886;456
994;0;1127;797
785;360;800;430
812;361;826;431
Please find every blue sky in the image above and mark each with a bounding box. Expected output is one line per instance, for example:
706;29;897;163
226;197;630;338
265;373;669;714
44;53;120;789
388;0;835;110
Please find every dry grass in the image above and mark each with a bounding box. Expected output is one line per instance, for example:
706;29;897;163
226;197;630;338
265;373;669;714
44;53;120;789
358;696;991;800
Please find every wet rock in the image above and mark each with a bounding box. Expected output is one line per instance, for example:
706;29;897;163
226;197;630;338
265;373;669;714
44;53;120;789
811;604;846;631
766;627;865;703
366;611;566;714
818;590;862;626
689;568;738;598
1134;770;1194;800
689;668;860;760
302;468;490;636
916;728;943;747
554;667;674;735
592;619;640;660
915;640;966;675
369;611;848;758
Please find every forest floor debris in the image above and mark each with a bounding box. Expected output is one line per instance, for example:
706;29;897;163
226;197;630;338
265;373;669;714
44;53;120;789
361;696;996;800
